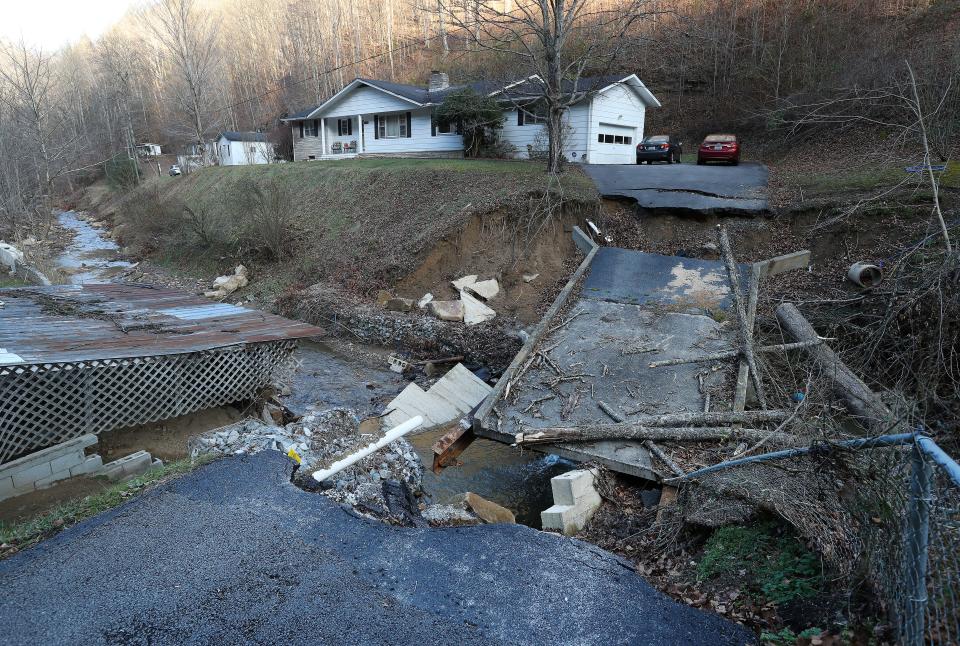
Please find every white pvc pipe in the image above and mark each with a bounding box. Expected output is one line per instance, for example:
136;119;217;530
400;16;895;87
311;416;424;482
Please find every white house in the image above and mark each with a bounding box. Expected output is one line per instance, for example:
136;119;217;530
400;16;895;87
282;72;660;165
214;131;275;166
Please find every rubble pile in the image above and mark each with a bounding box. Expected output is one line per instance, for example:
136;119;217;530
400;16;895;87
189;408;424;510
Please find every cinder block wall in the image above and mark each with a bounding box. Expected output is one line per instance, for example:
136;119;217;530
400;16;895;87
0;434;102;501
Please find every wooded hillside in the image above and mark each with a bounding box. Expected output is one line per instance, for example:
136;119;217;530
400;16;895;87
0;0;957;236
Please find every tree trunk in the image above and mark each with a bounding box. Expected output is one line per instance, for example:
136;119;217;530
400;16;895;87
516;425;799;446
775;303;895;430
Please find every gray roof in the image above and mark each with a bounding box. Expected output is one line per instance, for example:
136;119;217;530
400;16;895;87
284;74;650;121
220;131;268;142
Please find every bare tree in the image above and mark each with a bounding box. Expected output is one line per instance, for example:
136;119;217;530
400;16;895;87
142;0;222;157
444;0;650;173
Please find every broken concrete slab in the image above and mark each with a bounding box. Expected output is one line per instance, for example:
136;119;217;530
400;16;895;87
465;279;499;301
428;300;464;322
460;290;496;326
522;273;540;283
384;364;492;430
417;293;434;309
451;274;478;291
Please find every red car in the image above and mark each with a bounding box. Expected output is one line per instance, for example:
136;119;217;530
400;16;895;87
697;134;740;165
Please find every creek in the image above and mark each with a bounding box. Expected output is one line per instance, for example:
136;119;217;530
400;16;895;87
42;210;567;528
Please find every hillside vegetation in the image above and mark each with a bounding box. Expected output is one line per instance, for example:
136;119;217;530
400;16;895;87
109;159;598;293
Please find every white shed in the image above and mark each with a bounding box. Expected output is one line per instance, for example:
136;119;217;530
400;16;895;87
215;132;274;166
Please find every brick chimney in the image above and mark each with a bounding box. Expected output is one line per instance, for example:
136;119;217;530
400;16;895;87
428;71;450;92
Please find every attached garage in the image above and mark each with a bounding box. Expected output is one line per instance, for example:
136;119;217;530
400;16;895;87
590;123;639;164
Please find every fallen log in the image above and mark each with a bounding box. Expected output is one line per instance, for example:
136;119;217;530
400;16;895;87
648;340;824;368
629;409;791;427
515;424;800;446
598;401;685;477
775;303;894;429
719;226;768;409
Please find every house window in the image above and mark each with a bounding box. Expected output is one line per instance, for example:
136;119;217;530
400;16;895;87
337;118;353;136
519;103;548;126
437;121;452;134
303;120;318;137
378;114;408;138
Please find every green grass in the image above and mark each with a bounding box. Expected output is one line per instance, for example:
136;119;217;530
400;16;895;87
119;157;600;291
0;454;219;556
697;521;825;606
792;159;959;197
0;275;29;288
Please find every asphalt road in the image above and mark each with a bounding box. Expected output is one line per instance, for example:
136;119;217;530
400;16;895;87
0;451;755;645
583;162;769;214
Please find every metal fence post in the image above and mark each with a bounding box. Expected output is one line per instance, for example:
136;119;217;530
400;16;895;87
903;441;933;646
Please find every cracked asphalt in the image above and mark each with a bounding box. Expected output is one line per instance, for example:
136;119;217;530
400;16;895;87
0;451;755;645
583;162;769;214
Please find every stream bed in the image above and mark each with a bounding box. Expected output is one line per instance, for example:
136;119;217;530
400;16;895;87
28;211;570;528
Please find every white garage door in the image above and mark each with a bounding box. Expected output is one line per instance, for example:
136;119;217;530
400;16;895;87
591;123;638;165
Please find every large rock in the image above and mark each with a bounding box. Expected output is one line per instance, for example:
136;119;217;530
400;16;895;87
384;297;413;312
460;290;496;326
459;492;516;524
205;265;249;298
428;300;464;322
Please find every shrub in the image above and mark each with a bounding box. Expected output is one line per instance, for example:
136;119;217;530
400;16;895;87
104;154;140;190
435;89;505;157
233;180;297;260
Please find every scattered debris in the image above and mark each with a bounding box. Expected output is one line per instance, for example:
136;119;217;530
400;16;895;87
387;354;410;374
204;265;249;298
522;273;540;283
0;241;24;274
422;492;515;526
311;415;423;483
190;409;424;512
457;492;516;524
847;261;883;287
417;293;434;309
375;290;392;306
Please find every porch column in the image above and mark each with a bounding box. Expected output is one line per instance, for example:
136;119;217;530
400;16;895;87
358;114;364;153
320;118;326;155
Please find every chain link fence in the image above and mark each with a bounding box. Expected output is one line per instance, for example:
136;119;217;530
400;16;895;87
678;433;960;645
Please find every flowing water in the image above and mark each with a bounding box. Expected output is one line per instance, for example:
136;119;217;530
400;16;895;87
47;211;568;527
56;211;133;283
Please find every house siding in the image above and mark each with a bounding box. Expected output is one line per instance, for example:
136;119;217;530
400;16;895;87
217;137;272;165
498;105;589;163
321;85;417;118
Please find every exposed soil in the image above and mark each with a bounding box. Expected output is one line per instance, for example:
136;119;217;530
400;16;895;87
98;406;244;462
395;207;583;324
0;477;112;525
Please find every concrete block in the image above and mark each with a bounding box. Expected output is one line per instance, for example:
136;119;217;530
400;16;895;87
35;469;73;489
100;451;153;481
0;434;98;480
0;475;16;499
550;469;599;506
49;450;85;475
70;455;103;476
11;462;52;488
541;468;603;535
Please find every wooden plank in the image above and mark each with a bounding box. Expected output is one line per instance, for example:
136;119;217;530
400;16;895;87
759;250;810;279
